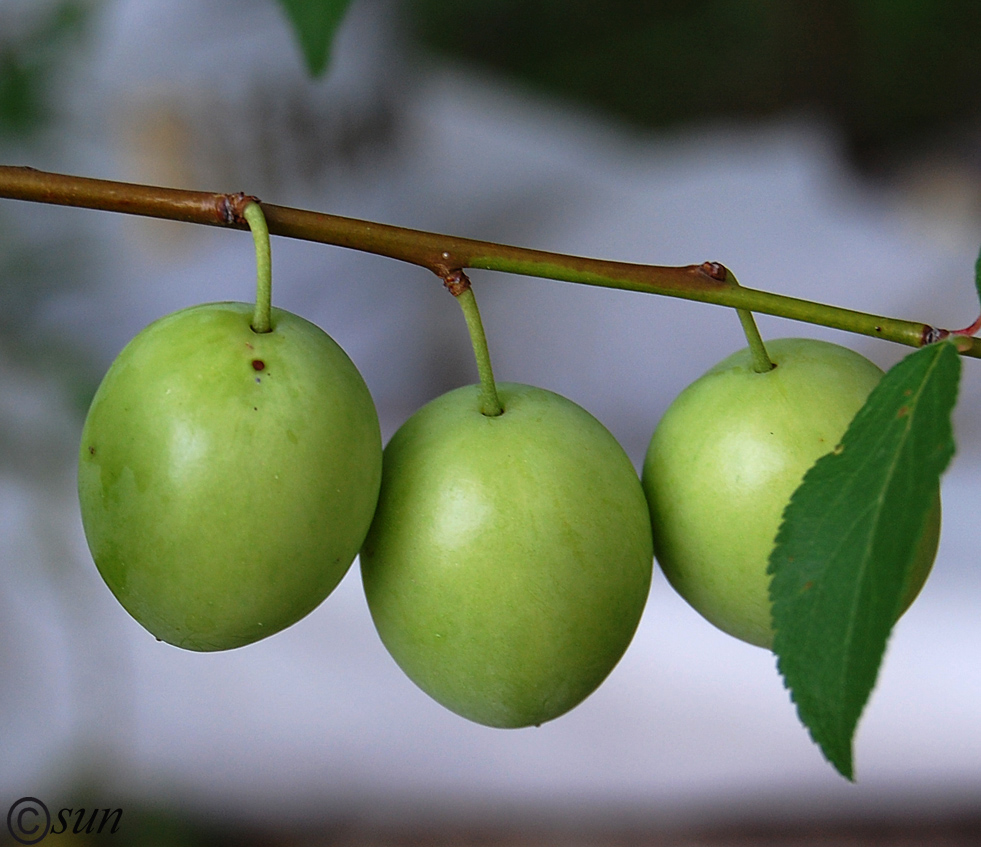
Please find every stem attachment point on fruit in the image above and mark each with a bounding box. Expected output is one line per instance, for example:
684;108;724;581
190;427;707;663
244;201;272;334
445;270;503;417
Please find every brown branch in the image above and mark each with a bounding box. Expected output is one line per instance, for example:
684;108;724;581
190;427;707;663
0;166;737;287
1;165;978;358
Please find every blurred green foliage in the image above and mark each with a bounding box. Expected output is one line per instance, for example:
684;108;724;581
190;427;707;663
408;0;981;165
0;1;98;385
0;0;90;137
275;0;355;75
0;51;42;135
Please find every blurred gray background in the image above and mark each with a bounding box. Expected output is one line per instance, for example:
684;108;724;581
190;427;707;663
2;0;981;843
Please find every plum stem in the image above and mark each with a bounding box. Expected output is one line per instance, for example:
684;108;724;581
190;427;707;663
725;269;774;372
738;308;775;373
446;271;503;416
244;201;272;333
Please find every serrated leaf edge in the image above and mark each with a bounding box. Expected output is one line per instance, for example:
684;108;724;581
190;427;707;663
769;341;960;779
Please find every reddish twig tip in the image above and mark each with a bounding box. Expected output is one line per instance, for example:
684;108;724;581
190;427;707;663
923;314;981;346
952;314;981;337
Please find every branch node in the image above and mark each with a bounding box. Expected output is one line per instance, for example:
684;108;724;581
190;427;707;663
700;261;729;282
442;269;472;297
219;192;261;226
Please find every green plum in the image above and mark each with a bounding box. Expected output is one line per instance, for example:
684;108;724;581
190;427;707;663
642;337;939;649
360;382;654;728
78;301;382;651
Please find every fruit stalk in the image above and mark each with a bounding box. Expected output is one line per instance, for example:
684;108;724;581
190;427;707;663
736;309;775;373
726;265;775;372
243;201;272;333
0;165;978;358
445;270;503;417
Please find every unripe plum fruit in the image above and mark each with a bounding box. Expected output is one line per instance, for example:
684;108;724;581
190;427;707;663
78;302;382;651
360;382;654;728
642;337;939;649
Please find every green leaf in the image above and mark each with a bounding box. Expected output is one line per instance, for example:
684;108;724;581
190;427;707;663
768;340;960;780
275;0;354;76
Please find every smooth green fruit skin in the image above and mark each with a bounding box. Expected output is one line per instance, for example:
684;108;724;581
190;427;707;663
360;383;654;728
642;338;939;650
78;302;382;651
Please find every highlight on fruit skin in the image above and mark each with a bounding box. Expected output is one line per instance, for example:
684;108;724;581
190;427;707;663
78;301;383;651
641;337;939;650
360;382;654;728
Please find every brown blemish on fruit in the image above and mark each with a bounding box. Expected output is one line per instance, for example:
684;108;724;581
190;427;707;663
252;359;265;371
88;445;96;455
898;406;910;418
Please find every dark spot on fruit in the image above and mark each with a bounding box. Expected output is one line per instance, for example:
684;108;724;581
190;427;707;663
898;405;910;418
253;407;258;411
88;445;96;455
252;359;265;371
